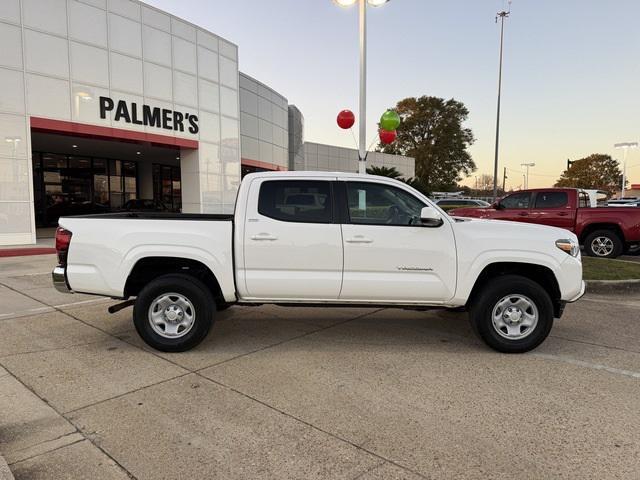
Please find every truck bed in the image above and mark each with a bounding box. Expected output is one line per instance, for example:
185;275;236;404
59;215;236;300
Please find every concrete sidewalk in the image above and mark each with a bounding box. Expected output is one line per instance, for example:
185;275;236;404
1;255;639;479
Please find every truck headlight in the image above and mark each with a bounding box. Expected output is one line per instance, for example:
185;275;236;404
556;239;580;257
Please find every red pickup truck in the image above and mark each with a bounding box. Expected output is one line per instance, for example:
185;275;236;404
449;188;640;258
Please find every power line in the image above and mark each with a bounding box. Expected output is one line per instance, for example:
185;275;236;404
504;167;558;178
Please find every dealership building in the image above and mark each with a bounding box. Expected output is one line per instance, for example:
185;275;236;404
0;0;414;246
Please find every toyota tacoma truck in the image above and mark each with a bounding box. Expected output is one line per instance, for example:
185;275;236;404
53;172;584;354
449;188;640;258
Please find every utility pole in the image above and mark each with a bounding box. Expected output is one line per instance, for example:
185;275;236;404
492;1;511;199
566;158;575;171
502;166;507;193
521;162;535;189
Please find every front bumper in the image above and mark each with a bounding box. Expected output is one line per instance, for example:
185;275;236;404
567;280;586;303
52;266;72;293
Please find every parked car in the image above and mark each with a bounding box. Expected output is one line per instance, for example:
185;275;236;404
449;188;640;258
52;172;584;354
435;199;491;211
121;199;170;212
44;197;109;226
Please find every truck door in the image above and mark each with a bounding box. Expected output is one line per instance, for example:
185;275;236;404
241;177;343;300
494;192;533;222
531;190;575;231
338;181;457;302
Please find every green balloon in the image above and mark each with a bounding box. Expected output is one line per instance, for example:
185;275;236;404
380;110;400;131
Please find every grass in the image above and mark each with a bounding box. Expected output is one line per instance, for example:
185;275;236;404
582;257;640;281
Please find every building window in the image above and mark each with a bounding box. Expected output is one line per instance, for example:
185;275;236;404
153;164;181;212
33;152;139;227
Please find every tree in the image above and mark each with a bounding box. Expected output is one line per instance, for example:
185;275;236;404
378;96;476;192
366;165;402;179
476;174;494;193
401;177;430;197
555;154;623;194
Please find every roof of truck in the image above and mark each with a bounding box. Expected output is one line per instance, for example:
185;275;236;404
245;171;389;180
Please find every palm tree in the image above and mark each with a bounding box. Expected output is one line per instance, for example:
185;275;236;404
366;166;403;179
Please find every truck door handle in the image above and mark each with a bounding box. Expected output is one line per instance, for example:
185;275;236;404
518;212;529;216
345;235;373;244
558;212;569;216
251;233;278;241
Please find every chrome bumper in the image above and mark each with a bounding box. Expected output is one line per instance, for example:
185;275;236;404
52;266;72;293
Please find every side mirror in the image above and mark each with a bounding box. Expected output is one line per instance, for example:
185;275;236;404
420;206;444;227
493;202;504;210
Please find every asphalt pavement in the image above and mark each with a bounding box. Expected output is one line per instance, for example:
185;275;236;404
0;254;639;479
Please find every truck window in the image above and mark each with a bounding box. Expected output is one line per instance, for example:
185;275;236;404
578;192;590;208
534;192;568;208
346;182;425;226
500;192;531;209
258;180;332;223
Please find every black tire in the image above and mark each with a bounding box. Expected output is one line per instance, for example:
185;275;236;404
583;229;623;258
133;274;215;352
469;275;554;353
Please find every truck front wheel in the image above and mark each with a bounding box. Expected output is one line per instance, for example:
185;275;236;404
469;275;554;353
133;274;215;352
583;229;623;258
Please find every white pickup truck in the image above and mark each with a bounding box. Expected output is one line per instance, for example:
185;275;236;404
53;171;585;353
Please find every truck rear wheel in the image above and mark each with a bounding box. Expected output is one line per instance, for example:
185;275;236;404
584;229;623;258
133;274;215;352
469;275;554;353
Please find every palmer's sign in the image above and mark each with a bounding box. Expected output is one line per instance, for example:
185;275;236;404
99;96;199;134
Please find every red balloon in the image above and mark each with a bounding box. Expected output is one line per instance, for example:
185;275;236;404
337;110;355;129
379;129;397;145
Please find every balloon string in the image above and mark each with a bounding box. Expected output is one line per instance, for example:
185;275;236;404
367;136;378;152
349;127;359;150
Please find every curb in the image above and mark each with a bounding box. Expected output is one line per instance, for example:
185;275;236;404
0;455;14;480
0;248;56;258
585;279;640;295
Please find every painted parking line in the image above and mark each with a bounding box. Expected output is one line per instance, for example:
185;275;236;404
0;306;53;320
0;298;112;321
533;353;640;380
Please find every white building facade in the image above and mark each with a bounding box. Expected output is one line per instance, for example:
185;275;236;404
301;142;415;178
0;0;414;246
0;0;240;245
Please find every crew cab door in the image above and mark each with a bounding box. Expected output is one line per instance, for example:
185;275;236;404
530;190;575;231
494;192;534;222
338;181;457;302
241;177;343;300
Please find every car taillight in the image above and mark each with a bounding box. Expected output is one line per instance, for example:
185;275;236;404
55;227;72;266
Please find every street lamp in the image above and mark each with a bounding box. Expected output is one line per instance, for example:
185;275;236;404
492;1;512;198
614;142;638;198
521;162;535;189
333;0;390;174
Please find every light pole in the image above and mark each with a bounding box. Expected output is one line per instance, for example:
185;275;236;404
521;162;534;189
333;0;390;174
492;1;511;199
614;142;638;198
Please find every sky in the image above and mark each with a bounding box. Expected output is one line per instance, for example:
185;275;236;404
145;0;640;190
